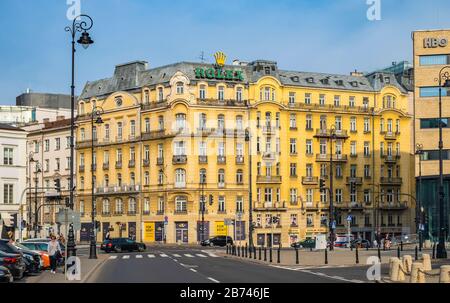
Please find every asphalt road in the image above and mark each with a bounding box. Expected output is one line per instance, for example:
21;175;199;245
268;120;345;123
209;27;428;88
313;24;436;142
86;247;347;283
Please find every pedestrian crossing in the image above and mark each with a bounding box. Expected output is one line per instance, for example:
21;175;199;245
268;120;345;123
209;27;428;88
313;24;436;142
108;252;219;260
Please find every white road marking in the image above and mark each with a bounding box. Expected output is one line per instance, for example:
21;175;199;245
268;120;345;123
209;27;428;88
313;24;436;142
136;255;143;259
108;256;117;260
147;254;155;258
184;254;194;258
160;254;169;257
196;254;207;258
270;265;364;283
190;268;197;273
208;277;220;283
173;254;181;258
122;255;130;259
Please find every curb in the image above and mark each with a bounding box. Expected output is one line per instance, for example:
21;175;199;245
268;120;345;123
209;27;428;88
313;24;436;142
80;257;108;283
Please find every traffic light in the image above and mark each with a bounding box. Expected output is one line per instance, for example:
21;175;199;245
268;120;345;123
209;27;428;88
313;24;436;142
319;178;326;189
10;214;17;228
95;220;101;229
54;179;61;192
350;182;356;193
209;194;214;206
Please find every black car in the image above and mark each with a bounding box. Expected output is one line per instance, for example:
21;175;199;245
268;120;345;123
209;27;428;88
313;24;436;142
291;238;316;249
201;236;233;247
0;240;41;274
0;250;26;280
0;266;13;283
100;238;146;253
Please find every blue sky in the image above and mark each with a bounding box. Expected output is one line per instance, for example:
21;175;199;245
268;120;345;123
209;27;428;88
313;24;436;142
0;0;449;105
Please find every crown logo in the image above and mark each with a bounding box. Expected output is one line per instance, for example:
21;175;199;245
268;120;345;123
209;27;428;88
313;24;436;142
214;51;227;67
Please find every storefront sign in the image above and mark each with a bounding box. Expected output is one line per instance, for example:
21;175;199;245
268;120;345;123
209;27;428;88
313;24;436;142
215;221;228;236
143;222;155;242
195;67;244;82
424;37;448;48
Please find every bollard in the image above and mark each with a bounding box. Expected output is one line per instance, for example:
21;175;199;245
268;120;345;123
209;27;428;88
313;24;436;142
310;247;313;252
402;255;413;273
378;246;381;262
269;247;273;263
238;245;241;257
389;257;405;282
259;246;262;260
366;245;369;251
245;244;248;258
277;247;280;264
248;245;252;259
227;245;229;255
325;249;328;265
432;243;436;259
254;246;257;259
400;241;403;251
295;247;299;264
439;265;450;283
397;246;401;259
422;254;432;271
233;245;236;256
264;247;267;262
355;246;359;264
415;246;418;261
410;262;425;283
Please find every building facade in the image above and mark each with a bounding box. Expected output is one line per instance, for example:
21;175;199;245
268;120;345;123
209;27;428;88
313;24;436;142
413;29;450;241
24;117;73;238
0;105;71;127
0;124;27;240
75;57;415;246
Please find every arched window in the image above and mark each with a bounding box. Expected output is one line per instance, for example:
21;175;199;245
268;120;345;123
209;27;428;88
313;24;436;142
115;198;123;214
102;199;110;215
176;82;184;94
175;168;186;188
260;87;275;101
175;196;187;213
79;102;85;115
175;113;186;130
128;198;136;214
200;168;207;184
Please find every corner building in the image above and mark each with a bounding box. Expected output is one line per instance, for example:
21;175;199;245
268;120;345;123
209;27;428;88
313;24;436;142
75;58;415;246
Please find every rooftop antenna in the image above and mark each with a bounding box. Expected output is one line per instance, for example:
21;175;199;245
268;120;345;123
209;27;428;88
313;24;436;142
198;51;206;63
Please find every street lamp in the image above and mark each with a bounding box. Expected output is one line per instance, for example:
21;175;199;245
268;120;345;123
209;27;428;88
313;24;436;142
34;161;42;239
415;143;424;250
245;128;254;249
435;66;450;259
89;106;103;259
65;14;94;258
27;152;36;239
199;169;206;243
328;125;337;251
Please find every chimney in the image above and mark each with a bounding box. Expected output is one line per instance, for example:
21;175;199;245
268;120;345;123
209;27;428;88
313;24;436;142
57;115;65;121
350;70;364;77
233;59;240;66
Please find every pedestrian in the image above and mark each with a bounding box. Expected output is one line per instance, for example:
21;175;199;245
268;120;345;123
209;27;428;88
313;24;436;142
105;230;111;240
373;239;378;248
48;235;62;274
58;233;66;245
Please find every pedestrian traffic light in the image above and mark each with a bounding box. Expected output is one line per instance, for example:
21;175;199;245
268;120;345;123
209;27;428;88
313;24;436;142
95;220;101;229
209;194;214;206
54;179;61;192
10;214;17;228
319;178;326;189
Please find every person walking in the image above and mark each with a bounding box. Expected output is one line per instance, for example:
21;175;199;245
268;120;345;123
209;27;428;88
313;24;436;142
48;235;62;274
58;233;66;246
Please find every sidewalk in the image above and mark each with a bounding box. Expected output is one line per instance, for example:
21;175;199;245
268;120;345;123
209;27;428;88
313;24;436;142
217;247;437;267
21;254;108;283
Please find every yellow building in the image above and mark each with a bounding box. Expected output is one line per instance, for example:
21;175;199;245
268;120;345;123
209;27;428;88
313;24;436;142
75;56;415;246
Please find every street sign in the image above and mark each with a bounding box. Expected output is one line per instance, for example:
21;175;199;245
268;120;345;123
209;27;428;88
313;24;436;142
56;209;81;230
346;215;352;222
331;220;336;229
236;212;242;220
224;219;233;226
164;216;168;225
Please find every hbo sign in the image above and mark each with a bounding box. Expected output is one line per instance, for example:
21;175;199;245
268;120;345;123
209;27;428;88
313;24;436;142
424;38;448;48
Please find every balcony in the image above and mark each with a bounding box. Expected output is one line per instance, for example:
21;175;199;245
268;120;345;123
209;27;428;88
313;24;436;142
127;211;137;216
76;139;96;149
262;125;278;135
174;210;188;215
103;163;109;170
254;201;287;210
235;156;244;164
173;155;187;165
314;129;349;139
315;154;348;163
346;177;362;185
198;155;208;164
143;159;150;167
128;160;136;168
95;185;141;195
217;155;226;164
287;102;373;114
256;175;282;184
380;177;402;186
197;98;246;107
379;202;408;210
141;100;168;111
78;165;85;173
262;152;276;160
91;164;97;171
302;176;318;185
115;162;122;169
383;154;400;163
157;157;164;165
384;131;400;140
141;129;169;141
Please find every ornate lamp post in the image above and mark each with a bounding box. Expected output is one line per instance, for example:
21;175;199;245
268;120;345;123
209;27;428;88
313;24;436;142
245;129;254;249
89;106;103;259
436;66;450;258
34;161;42;238
415;143;424;250
328;125;337;251
65;14;94;257
27;152;36;239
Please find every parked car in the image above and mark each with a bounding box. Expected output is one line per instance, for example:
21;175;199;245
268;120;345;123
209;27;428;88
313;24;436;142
350;239;372;249
291;238;316;249
3;240;42;273
0;266;13;283
0;250;26;280
200;236;233;247
334;234;355;248
19;242;53;268
100;238;146;253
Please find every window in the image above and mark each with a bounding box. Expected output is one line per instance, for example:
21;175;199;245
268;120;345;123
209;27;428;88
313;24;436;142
199;141;207;156
350;117;356;132
419;54;450;66
144;90;150;104
380;118;384;133
3;148;13;165
217;114;225;130
44;139;50;152
275;112;280;128
364;142;370;157
199;85;206;99
218;142;225;156
364;117;370;132
176;82;184;94
130;172;136;185
80;177;85;190
264;188;273;203
158;87;164;101
158;116;164;130
334;95;340;107
290;163;297;177
307;214;314;227
218;196;225;212
130;120;136;138
34;141;40;153
92;126;97;140
364;165;371;178
66;136;71;148
305;93;311;104
158;170;164;185
174;141;186;156
349;96;355;107
236;196;243;212
319;94;325;106
104;174;109;187
420;118;450;129
290;114;297;128
306;140;313;155
236;169;243;184
420;87;450;98
115;198;123;214
199;113;207;129
175;113;186;131
128;198;137;214
116;149;122;164
422;150;450;160
306;189;313;204
236;143;243;157
79;200;85;216
290;188;297;204
103;199;110;215
236;87;243;101
305;115;313;130
276;138;280;153
55;138;61;151
104;124;110;141
218;169;225;187
363;97;369;109
335;164;342;178
175;196;187;212
290;139;297;154
175;169;186;188
335;189;342;204
335;116;342;131
396;119;400;133
291;214;298;226
364;190;371;204
236;115;243;130
117;173;122;187
117;122;123;140
143;199;150;214
320;189;327;203
56;158;60;171
306;164;313;177
218;86;225;101
66;157;71;169
288;92;296;105
144;145;150;161
319;140;327;155
3;184;13;204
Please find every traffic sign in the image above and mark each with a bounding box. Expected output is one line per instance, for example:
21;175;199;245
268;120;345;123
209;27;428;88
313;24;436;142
224;219;233;226
346;215;352;222
164;216;168;224
331;220;336;229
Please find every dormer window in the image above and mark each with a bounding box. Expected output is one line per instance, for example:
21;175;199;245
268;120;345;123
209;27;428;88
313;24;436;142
335;80;344;86
385;77;391;84
115;97;123;107
350;81;358;87
176;82;184;94
144;90;150;104
264;66;271;75
306;77;314;83
158;87;164;102
321;78;330;85
291;76;299;82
